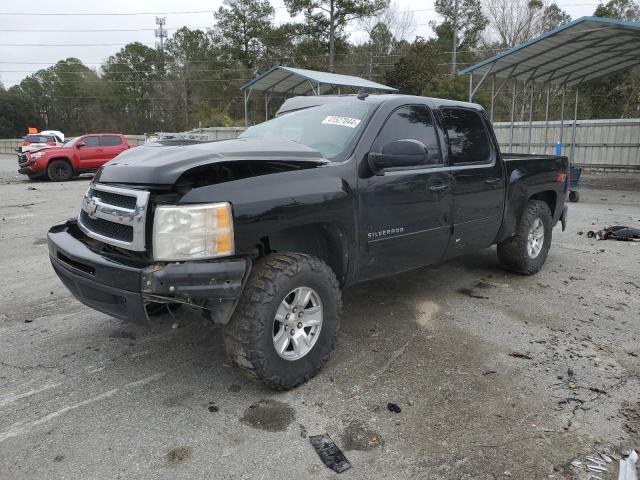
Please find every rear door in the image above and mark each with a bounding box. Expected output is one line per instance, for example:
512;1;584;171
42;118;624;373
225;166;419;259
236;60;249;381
99;135;127;162
357;103;453;280
439;107;505;256
76;136;102;169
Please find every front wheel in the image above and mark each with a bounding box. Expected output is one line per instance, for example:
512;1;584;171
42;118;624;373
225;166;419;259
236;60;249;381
47;159;73;182
497;199;552;275
223;253;342;390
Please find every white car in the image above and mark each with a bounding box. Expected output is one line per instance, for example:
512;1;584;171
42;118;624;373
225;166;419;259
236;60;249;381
19;131;64;153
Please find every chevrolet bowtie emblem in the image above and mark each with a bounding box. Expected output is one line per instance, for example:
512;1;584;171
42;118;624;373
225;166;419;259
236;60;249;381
86;197;99;218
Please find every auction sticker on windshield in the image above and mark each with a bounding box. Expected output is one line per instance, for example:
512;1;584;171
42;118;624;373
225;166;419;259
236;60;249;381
322;116;362;128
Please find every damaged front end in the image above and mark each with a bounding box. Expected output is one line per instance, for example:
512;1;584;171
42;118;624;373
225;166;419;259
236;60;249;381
48;220;250;326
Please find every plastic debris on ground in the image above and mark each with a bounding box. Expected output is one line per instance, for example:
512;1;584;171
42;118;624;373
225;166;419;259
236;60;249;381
309;434;352;473
618;450;638;480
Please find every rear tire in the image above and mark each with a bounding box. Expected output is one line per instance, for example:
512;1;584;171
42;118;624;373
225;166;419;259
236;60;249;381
498;200;552;275
224;253;342;390
47;159;73;182
569;190;580;202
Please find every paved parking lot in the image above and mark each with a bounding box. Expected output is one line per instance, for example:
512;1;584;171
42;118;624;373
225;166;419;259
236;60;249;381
1;154;639;479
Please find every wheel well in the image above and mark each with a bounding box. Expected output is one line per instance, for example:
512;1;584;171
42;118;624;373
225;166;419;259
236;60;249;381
529;190;556;216
257;224;349;285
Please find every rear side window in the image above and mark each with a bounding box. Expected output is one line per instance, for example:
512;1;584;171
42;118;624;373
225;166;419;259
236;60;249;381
82;136;100;147
378;105;441;165
100;135;122;146
441;108;492;165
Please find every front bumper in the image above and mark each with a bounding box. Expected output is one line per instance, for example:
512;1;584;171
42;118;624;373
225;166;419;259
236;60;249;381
47;220;249;325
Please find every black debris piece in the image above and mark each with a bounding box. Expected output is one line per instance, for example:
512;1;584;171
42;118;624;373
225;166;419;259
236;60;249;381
309;434;352;473
387;402;402;413
208;403;219;412
587;226;640;241
509;352;533;360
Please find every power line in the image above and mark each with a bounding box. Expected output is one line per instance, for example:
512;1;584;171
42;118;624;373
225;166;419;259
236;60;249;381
0;7;440;16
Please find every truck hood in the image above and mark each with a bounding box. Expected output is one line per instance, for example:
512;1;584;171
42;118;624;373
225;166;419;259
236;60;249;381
97;136;329;185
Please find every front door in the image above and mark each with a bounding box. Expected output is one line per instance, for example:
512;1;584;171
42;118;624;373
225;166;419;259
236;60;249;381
439;107;505;256
357;104;453;280
76;136;102;169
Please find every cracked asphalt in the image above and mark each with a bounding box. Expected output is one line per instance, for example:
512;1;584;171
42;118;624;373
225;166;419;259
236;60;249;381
1;155;639;479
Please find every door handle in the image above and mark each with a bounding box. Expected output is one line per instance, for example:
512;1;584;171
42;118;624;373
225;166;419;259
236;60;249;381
429;184;451;193
485;177;502;185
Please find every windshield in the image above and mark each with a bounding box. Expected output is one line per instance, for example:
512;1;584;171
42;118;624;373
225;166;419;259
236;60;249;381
239;102;374;161
63;137;80;147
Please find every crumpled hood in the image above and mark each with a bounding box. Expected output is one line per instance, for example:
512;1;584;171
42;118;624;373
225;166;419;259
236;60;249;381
96;136;328;185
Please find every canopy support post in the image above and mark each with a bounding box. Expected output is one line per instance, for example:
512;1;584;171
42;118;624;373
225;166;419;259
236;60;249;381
559;84;566;154
490;76;495;122
528;83;534;153
264;91;272;121
543;84;550;154
243;86;253;128
509;80;517;152
570;84;580;165
468;73;473;102
469;64;494;101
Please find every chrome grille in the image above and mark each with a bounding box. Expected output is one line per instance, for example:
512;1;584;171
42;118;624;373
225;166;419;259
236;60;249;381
88;188;137;209
77;184;149;251
79;210;134;242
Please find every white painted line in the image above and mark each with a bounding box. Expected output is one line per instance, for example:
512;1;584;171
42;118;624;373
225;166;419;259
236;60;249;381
0;389;118;443
0;382;61;408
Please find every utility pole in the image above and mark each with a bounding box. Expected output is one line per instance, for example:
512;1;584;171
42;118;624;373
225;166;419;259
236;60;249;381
155;16;167;51
452;0;458;75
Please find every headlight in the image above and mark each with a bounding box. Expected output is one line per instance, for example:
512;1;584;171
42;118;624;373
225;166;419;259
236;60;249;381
31;152;45;159
152;203;234;261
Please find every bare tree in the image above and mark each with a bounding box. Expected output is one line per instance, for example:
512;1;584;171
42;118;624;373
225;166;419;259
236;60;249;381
358;1;416;43
484;0;548;47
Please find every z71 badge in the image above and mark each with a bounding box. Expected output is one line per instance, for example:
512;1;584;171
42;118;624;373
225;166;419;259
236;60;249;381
368;227;405;239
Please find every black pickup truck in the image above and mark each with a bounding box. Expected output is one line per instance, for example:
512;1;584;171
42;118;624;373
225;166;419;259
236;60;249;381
48;94;568;389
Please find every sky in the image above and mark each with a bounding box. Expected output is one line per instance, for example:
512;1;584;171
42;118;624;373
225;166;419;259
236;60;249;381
0;0;603;87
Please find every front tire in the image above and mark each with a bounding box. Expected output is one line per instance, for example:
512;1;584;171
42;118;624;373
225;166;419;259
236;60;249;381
497;199;552;275
224;253;342;390
47;159;73;182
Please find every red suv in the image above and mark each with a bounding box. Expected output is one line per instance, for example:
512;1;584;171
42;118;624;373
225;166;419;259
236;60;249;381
18;134;131;181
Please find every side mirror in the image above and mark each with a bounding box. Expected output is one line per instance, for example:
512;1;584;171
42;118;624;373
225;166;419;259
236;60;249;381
368;139;429;172
77;141;85;148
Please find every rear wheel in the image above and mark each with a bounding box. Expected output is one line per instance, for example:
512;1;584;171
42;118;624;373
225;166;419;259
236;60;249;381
224;253;341;390
47;159;73;182
569;190;580;202
497;199;552;275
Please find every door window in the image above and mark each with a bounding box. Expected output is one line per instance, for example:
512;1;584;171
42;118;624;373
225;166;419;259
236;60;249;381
441;108;492;165
100;135;122;146
82;136;100;147
378;105;441;166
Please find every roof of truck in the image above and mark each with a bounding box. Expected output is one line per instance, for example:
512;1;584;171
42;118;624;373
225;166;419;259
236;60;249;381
275;94;484;116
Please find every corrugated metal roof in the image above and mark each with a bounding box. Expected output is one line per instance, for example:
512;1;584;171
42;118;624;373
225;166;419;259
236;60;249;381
460;16;640;86
240;65;398;94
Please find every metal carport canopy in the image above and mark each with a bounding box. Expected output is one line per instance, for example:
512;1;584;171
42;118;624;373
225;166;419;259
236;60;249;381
459;16;640;160
240;65;398;96
460;16;640;89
